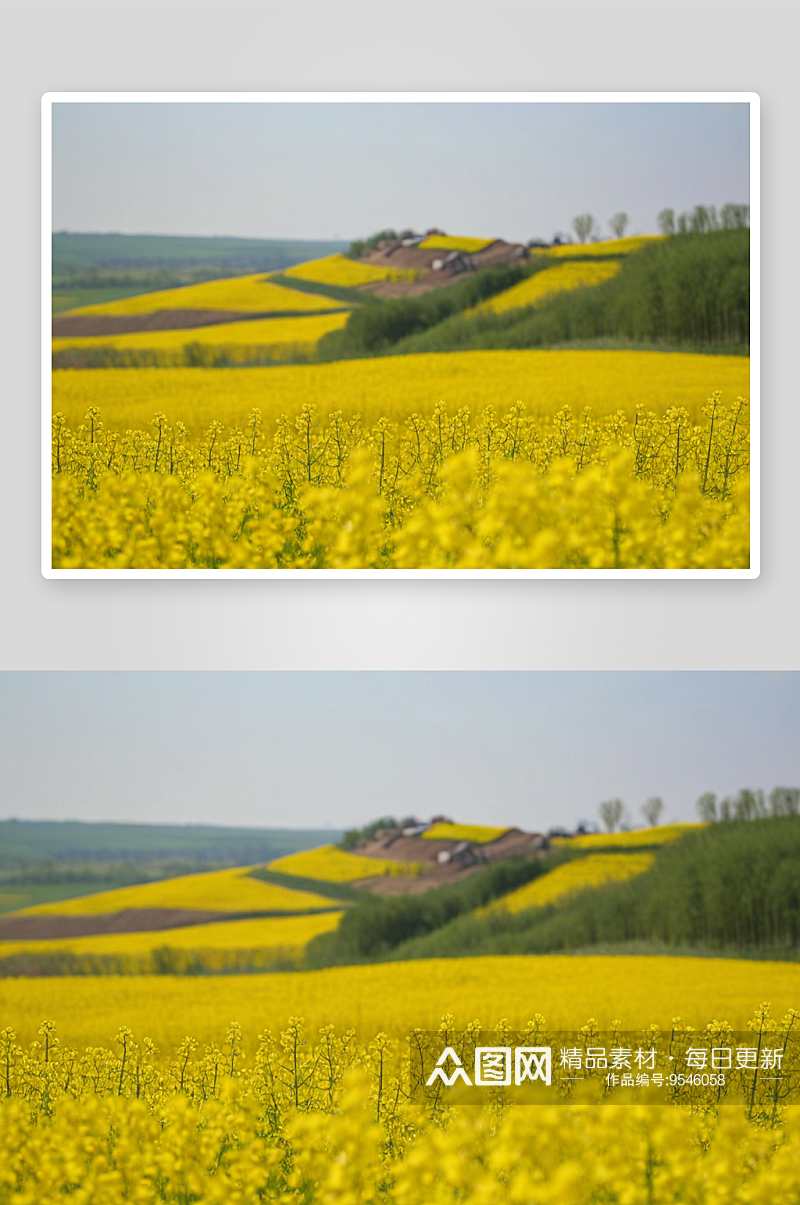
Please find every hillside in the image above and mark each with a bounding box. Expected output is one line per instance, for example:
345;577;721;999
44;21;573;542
0;819;343;915
0;817;550;974
4;809;798;976
339;813;800;965
52;233;352;316
52;228;747;371
321;229;749;360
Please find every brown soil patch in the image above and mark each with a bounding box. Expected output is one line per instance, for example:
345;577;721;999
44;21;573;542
359;277;462;299
1;909;247;940
356;238;528;299
352;868;480;896
52;307;344;337
358;835;457;863
53;310;256;337
472;241;528;267
481;828;548;857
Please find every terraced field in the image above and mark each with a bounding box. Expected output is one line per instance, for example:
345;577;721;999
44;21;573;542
14;865;334;918
475;259;620;314
484;851;654;913
269;844;422;882
282;253;416;287
0;863;345;974
422;823;510;843
418;235;495;253
551;822;704;850
59;273;343;320
541;234;665;258
0;912;342;965
52;312;349;358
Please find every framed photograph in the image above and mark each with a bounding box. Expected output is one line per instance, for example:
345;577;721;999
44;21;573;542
42;92;758;578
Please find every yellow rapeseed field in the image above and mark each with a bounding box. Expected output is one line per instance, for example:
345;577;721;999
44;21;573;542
3;973;799;1203
62;273;343;317
51;351;750;434
475;259;620;314
3;994;800;1205
52;312;350;359
16;866;334;916
0;912;342;964
51;385;750;569
541;235;665;258
2;957;799;1047
418;235;495;252
282;254;416;287
269;844;421;881
4;1083;800;1205
552;824;706;851
423;823;510;843
485;853;654;914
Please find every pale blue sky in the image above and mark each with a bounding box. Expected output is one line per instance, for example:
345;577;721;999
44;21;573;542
0;673;794;832
52;101;750;244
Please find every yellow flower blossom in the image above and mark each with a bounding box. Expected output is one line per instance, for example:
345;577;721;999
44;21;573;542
552;823;706;850
270;844;422;882
18;865;333;916
283;253;417;286
50;388;750;570
63;273;343;316
484;853;654;914
473;260;621;314
423;823;510;843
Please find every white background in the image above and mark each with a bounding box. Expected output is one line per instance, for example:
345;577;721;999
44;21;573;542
2;0;796;669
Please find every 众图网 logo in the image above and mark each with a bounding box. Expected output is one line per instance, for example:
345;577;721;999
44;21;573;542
426;1046;552;1087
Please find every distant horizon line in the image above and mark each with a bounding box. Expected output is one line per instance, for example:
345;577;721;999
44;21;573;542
1;816;343;832
53;230;353;243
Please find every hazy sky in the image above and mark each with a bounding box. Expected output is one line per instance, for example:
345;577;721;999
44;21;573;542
1;673;794;833
52;100;750;244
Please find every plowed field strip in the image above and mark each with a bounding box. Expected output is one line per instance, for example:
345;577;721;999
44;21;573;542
53;307;348;337
0;905;344;940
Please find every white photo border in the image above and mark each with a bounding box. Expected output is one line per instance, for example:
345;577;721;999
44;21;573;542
41;91;760;580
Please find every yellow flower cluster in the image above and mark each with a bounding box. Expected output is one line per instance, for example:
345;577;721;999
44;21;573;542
423;823;510;843
269;844;421;882
474;259;621;314
485;853;654;915
52;351;750;432
51;392;750;570
0;912;342;969
52;312;350;359
417;235;495;252
5;956;800;1047
2;1009;800;1205
64;273;343;317
18;866;333;916
283;253;417;287
552;824;706;850
540;235;665;258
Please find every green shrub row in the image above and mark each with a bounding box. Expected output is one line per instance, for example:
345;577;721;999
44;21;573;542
304;850;574;966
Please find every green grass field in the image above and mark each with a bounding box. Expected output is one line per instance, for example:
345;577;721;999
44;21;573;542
0;819;342;867
52;285;163;314
53;232;349;275
0;880;126;915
